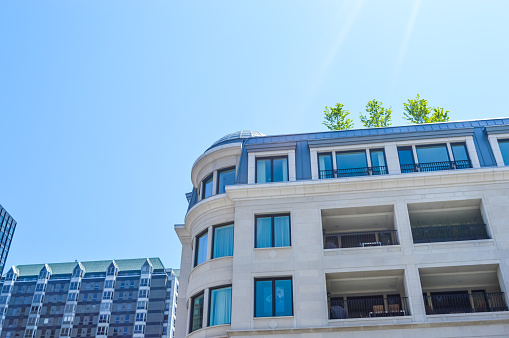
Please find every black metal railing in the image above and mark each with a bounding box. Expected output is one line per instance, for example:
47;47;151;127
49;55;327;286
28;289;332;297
411;224;489;244
324;230;398;249
400;160;471;173
319;166;388;179
424;292;508;315
329;296;410;319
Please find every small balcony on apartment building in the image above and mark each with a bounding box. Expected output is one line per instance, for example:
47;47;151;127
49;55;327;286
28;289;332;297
327;270;410;320
318;149;388;179
322;205;398;250
420;265;508;315
408;199;490;244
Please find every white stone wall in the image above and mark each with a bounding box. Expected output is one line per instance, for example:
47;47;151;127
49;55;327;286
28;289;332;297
175;155;509;338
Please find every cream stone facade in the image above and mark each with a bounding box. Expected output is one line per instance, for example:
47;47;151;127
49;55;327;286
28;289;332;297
174;123;509;338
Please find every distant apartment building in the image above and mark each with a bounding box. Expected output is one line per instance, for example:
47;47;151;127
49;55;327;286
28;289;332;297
175;120;509;338
0;258;179;338
0;205;16;276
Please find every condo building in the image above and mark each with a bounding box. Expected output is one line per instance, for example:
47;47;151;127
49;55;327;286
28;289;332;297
174;120;509;338
0;258;179;338
0;205;16;276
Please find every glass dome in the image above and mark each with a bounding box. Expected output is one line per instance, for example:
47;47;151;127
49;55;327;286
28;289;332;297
210;130;265;149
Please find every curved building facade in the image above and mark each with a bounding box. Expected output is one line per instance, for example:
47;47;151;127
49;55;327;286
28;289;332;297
175;121;509;338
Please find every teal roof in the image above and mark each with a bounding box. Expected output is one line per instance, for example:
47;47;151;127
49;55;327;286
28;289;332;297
9;258;165;278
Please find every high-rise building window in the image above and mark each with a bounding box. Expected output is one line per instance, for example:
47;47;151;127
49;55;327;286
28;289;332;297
255;214;290;248
194;230;208;267
255;277;293;317
217;167;235;194
318;153;333;179
256;157;288;183
209;286;232;326
416;144;449;163
213;224;234;259
201;174;213;200
189;292;204;333
498;139;509;165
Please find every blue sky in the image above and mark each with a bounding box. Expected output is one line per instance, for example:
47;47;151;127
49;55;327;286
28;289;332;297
1;1;508;271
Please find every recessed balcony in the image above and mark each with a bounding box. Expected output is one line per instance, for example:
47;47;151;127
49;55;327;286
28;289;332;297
327;270;410;319
408;199;490;244
419;265;508;316
400;160;472;173
322;205;397;250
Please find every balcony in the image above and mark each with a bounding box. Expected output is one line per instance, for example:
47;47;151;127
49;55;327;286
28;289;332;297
322;205;397;250
330;296;410;319
319;166;388;179
324;230;397;249
419;264;508;316
327;270;409;320
424;292;508;315
408;199;490;244
400;160;471;173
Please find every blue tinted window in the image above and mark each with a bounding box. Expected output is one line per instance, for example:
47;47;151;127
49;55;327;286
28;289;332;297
274;216;290;247
370;149;386;167
498;140;509;165
190;293;204;332
213;224;234;258
398;148;414;165
336;151;367;169
256;217;272;248
256;215;290;248
416;144;449;163
318;153;333;172
209;286;232;326
194;232;208;266
451;143;469;161
217;168;235;194
255;278;293;317
256;159;271;183
202;175;213;199
273;158;288;182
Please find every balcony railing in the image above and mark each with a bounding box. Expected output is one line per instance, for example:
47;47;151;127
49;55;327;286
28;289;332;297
330;296;410;319
411;224;489;244
400;160;471;173
319;166;388;179
324;230;398;249
424;292;508;315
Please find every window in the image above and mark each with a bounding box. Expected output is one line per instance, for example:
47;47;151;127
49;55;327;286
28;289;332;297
104;280;114;289
318;153;333;179
99;314;109;323
70;282;79;291
138;289;149;298
137;301;147;310
498;139;509;165
398;146;415;172
120;282;125;289
336;150;368;177
256;157;288;183
255;214;290;248
135;312;146;322
201;174;213;200
35;283;45;292
97;326;107;335
67;293;77;301
213;224;234;259
189;292;204;333
124;314;130;323
255;277;293;317
194;230;208;267
209;286;231;326
370;149;387;175
416;144;449;164
102;291;112;300
100;302;111;311
140;278;149;287
217;167;235;194
134;325;145;334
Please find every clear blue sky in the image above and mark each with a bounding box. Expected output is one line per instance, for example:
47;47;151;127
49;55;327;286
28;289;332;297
1;1;508;270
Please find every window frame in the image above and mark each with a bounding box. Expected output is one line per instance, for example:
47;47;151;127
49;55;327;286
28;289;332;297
207;284;232;327
212;223;234;259
189;291;205;333
254;213;291;248
255;156;289;183
497;138;509;165
216;166;236;195
254;277;293;318
201;173;214;200
194;229;209;267
317;152;333;179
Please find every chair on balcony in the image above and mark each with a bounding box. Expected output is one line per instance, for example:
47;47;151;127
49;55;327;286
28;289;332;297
370;305;385;317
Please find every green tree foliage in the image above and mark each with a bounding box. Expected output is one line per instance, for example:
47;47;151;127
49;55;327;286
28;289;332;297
403;94;450;124
323;103;354;130
359;99;392;128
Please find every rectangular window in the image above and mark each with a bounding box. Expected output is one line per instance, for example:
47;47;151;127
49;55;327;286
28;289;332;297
104;280;114;289
217;167;235;194
370;149;387;175
194;230;208;267
498;139;509;165
398;146;415;172
201;174;213;200
209;286;232;326
451;143;471;169
255;277;293;317
140;278;150;287
318;153;333;179
138;289;149;298
416;144;449;163
255;214;290;248
256;157;288;183
213;224;234;259
189;292;204;333
336;151;368;177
